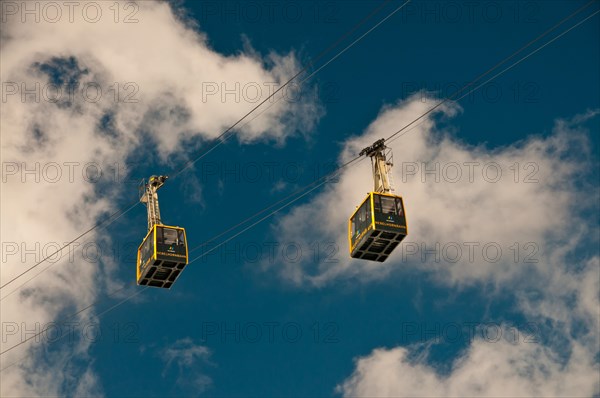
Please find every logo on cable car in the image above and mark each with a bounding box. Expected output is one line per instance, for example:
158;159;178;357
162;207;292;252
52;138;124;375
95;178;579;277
168;245;175;253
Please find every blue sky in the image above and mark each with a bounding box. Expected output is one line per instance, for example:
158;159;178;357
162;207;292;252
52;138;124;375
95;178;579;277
1;1;599;397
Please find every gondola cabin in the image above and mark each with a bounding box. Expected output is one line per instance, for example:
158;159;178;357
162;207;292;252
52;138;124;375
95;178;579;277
137;224;188;288
348;192;407;262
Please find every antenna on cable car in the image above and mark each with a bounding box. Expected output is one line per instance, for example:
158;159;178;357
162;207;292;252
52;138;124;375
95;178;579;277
136;175;189;289
348;139;407;262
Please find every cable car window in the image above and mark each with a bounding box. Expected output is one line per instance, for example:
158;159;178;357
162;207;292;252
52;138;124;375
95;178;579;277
177;230;185;245
160;228;179;245
140;230;153;263
361;201;368;228
155;227;162;244
155;227;165;244
380;196;397;215
395;198;404;216
357;200;371;234
355;202;363;234
352;199;369;246
374;194;382;213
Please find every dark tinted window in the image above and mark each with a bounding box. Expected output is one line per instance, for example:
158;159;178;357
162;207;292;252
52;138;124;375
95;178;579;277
373;194;404;217
351;197;371;247
395;198;404;216
374;195;382;213
164;228;178;245
140;229;154;264
156;227;184;245
380;196;397;215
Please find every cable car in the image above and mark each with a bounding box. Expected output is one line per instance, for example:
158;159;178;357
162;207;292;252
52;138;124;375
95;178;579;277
136;175;189;289
348;139;407;262
349;192;407;262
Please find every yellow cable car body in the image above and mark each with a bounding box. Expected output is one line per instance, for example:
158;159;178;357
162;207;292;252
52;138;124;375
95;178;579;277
137;224;188;288
348;191;407;262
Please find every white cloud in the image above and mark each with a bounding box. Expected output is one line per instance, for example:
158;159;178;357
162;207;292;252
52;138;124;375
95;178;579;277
269;96;599;396
161;338;213;393
0;1;320;395
337;338;598;397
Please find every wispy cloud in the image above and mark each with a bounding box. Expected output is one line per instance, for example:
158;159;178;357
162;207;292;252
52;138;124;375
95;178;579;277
337;337;598;397
161;338;213;394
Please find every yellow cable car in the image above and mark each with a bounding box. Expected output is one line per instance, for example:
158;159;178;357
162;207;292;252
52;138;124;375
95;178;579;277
137;224;188;288
348;192;407;262
136;175;189;289
348;139;407;262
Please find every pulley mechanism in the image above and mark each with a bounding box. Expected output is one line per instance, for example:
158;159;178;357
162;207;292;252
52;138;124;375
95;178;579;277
359;138;395;194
